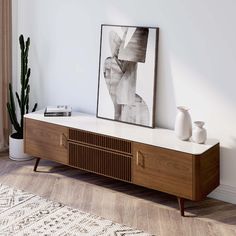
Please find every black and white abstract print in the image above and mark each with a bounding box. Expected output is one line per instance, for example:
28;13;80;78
97;25;159;127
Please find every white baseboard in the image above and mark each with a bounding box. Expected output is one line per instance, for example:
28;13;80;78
208;184;236;204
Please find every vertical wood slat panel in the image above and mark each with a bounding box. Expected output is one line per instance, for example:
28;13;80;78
69;129;132;155
69;142;132;182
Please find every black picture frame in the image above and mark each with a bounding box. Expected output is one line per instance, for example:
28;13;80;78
96;24;159;128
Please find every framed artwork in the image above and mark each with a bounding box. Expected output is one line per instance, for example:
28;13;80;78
96;24;159;128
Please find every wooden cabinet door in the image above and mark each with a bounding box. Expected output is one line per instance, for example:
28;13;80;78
132;143;193;199
24;118;68;164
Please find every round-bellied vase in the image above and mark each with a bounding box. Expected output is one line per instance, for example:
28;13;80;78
192;121;207;144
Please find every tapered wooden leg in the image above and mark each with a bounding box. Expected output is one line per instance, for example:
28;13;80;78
177;197;185;216
33;158;41;172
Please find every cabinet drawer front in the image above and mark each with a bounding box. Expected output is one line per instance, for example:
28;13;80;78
24;118;68;164
133;143;193;199
69;142;131;182
69;129;132;155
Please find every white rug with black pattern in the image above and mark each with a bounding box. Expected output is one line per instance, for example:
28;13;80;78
0;184;153;236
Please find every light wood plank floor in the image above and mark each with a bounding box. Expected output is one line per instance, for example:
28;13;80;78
0;152;236;236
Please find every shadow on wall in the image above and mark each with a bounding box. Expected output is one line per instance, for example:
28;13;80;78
155;28;177;129
218;139;236;184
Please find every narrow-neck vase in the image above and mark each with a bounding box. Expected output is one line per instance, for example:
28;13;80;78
175;106;192;141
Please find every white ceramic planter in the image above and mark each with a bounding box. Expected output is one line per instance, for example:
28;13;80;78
9;135;33;161
174;106;192;141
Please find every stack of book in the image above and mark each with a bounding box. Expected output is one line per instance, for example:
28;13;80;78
44;105;72;117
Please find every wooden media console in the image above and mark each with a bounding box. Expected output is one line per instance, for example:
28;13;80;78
24;111;220;216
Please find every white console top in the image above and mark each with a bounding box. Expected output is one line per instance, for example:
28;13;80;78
24;111;219;155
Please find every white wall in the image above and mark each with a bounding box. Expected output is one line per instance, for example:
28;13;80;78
13;0;236;203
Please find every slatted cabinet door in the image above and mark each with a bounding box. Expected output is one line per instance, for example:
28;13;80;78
68;128;132;182
132;143;193;199
24;118;69;164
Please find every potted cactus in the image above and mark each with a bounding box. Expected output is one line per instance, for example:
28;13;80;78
7;34;37;161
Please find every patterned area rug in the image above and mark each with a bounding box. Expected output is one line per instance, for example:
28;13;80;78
0;184;153;236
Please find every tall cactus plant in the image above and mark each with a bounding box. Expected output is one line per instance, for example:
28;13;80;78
7;35;37;139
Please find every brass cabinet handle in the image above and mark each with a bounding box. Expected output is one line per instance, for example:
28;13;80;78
60;133;68;149
136;151;140;166
136;151;145;168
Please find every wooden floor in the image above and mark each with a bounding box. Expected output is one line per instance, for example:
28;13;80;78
0;152;236;236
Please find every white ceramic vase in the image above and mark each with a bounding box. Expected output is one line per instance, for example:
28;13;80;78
175;106;192;141
9;135;33;161
192;121;207;144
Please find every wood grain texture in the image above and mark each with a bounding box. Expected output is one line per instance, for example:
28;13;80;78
132;143;193;199
69;128;132;155
192;144;220;201
24;118;68;164
0;153;235;236
200;144;220;197
69;142;132;182
24;118;219;208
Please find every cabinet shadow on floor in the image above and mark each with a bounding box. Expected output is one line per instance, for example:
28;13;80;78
0;154;236;229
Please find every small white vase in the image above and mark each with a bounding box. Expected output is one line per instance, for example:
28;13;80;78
175;106;192;141
9;135;33;161
192;121;207;144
